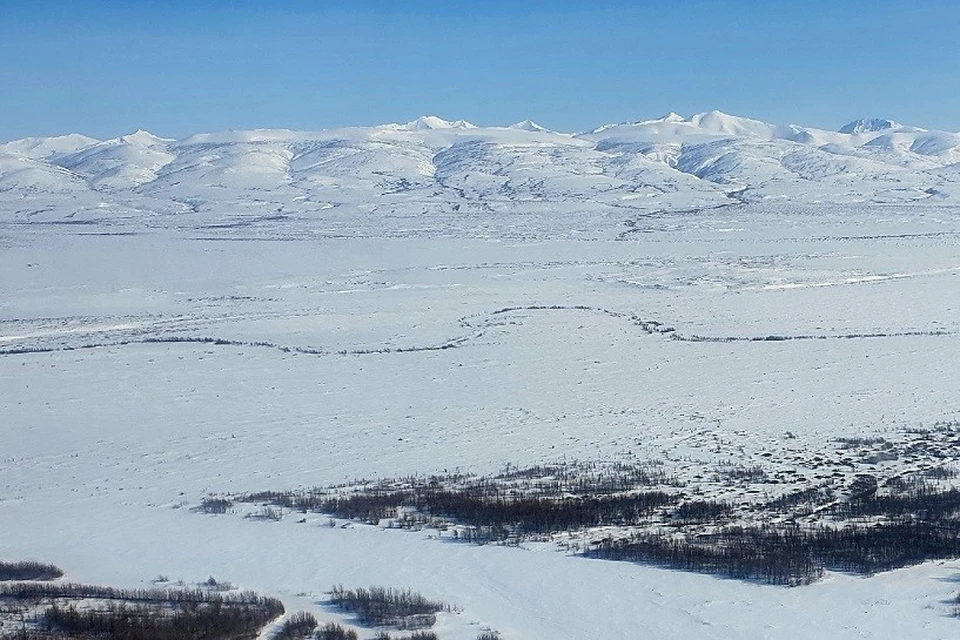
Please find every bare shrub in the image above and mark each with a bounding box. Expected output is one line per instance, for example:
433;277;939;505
197;497;233;514
316;622;359;640
329;585;447;629
4;581;284;640
274;611;318;639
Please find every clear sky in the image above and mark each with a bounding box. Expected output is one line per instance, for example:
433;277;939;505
1;0;958;141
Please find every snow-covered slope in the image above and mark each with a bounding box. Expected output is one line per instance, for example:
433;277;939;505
2;112;959;230
0;132;100;159
5;114;960;640
5;211;960;638
56;130;176;189
581;112;960;204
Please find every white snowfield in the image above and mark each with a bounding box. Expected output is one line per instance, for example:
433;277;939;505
2;112;960;638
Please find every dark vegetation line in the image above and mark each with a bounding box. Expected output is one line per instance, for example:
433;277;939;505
315;623;359;640
34;600;279;640
219;461;678;542
617;199;744;239
678;329;957;343
0;576;499;640
587;519;960;586
313;624;444;640
3;304;954;358
0;582;284;640
275;613;494;640
0;333;473;357
272;611;318;640
0;561;62;582
0;582;281;606
215;435;960;587
329;585;450;630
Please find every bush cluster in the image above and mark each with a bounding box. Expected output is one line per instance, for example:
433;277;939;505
274;611;319;639
329;585;448;629
315;622;358;640
589;516;960;585
39;599;279;640
0;561;63;581
0;582;284;640
240;485;676;539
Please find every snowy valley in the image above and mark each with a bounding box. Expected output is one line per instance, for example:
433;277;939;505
2;112;960;639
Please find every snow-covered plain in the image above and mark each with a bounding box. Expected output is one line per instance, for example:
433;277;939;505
3;113;960;638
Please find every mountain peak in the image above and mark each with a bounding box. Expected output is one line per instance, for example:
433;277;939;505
404;116;477;131
508;119;550;132
658;112;685;123
0;133;100;159
839;118;901;134
117;129;170;145
688;110;777;137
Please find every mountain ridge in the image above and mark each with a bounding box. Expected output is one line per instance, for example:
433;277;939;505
3;111;959;229
7;110;959;149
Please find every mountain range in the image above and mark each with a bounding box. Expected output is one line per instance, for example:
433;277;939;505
3;111;959;229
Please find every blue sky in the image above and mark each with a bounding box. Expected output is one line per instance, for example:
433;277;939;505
1;0;958;140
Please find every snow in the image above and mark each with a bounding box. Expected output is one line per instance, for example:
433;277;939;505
55;130;176;189
656;112;686;124
403;116;479;131
6;499;960;640
688;110;782;138
3;112;960;638
839;118;903;134
0;133;100;160
2;110;959;233
507;120;552;133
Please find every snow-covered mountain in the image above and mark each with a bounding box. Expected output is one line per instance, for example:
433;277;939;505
2;111;959;228
838;118;902;134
